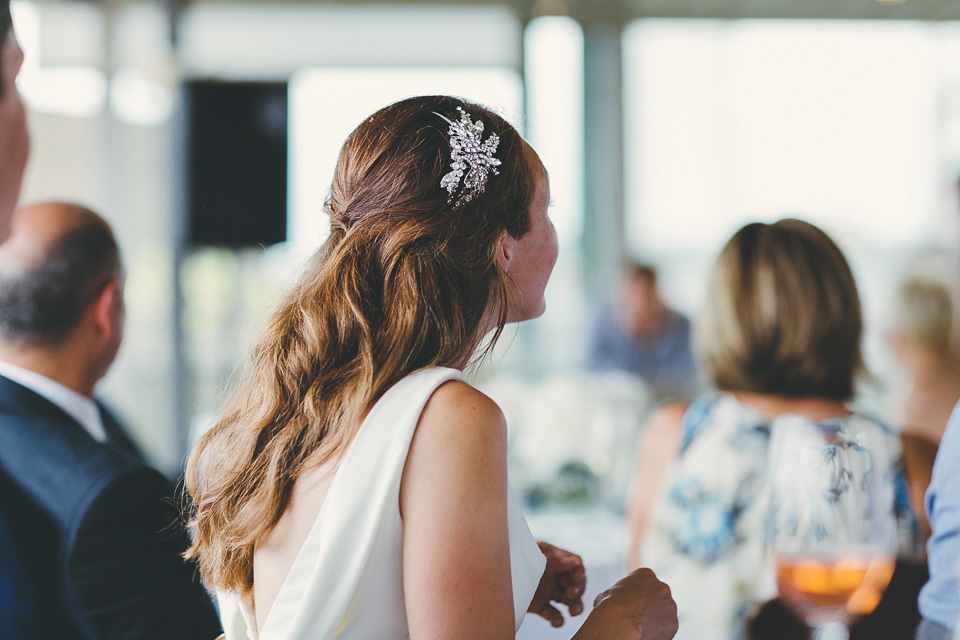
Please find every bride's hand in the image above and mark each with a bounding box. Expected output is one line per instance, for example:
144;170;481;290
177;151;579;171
527;541;586;627
574;568;678;640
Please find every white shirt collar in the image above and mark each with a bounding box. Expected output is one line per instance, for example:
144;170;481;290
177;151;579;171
0;360;107;443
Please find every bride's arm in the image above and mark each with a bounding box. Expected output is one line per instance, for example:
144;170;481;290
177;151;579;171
400;380;516;640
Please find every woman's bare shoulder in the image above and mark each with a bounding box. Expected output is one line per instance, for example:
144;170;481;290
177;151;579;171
644;400;689;435
418;379;507;436
402;380;509;490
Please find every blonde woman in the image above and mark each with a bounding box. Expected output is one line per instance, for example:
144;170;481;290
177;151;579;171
625;219;916;639
886;273;960;536
185;96;677;640
887;272;960;447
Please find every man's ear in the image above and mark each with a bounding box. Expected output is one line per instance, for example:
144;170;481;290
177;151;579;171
91;281;121;341
495;229;517;271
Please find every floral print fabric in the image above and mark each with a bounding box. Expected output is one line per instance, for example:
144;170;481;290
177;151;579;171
638;393;917;640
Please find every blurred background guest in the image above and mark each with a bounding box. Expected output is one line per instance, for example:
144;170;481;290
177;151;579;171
886;268;960;449
584;262;700;400
885;268;960;538
625;219;919;640
913;217;960;640
918;399;960;638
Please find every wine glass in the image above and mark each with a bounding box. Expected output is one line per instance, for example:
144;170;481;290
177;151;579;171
766;414;899;640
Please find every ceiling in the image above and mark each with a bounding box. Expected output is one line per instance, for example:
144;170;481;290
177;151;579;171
169;0;960;22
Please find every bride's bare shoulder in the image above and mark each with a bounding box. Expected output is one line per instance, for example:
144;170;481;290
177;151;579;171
403;379;508;489
419;379;507;434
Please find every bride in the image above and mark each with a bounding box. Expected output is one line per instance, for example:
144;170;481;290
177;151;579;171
184;95;677;640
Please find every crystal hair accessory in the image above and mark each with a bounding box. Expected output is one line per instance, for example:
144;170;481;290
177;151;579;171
437;107;502;207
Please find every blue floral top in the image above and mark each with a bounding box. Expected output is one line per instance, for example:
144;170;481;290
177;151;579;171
638;393;918;640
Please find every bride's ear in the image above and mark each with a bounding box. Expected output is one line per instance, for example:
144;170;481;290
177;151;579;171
495;229;517;270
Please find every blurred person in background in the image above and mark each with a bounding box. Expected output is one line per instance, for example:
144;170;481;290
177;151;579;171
584;262;700;400
185;95;677;640
913;176;960;640
885;270;960;539
624;219;919;639
0;201;222;639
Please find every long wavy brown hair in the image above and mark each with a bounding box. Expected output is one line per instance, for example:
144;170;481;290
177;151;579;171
184;96;541;594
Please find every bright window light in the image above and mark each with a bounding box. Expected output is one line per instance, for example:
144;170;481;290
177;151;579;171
624;19;939;255
525;16;584;250
622;19;960;384
19;66;107;118
110;67;173;126
10;0;40;77
518;15;589;375
12;0;106;118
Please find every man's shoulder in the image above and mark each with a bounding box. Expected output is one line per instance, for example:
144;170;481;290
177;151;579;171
72;463;178;544
0;392;138;473
0;386;163;531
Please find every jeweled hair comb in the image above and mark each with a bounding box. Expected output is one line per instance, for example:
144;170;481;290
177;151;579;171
437;107;502;208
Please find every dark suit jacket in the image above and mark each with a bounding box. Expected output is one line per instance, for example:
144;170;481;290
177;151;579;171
0;504;40;640
0;375;222;640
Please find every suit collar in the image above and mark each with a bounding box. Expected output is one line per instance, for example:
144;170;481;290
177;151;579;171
0;364;107;443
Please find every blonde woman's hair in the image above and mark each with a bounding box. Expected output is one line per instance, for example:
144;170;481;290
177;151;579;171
694;218;864;400
892;274;960;355
184;96;542;594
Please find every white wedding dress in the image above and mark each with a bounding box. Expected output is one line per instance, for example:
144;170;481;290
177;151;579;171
218;367;546;640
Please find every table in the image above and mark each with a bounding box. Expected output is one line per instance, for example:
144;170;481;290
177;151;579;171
517;509;628;640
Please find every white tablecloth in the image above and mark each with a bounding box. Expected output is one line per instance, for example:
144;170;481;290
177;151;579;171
516;509;627;640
